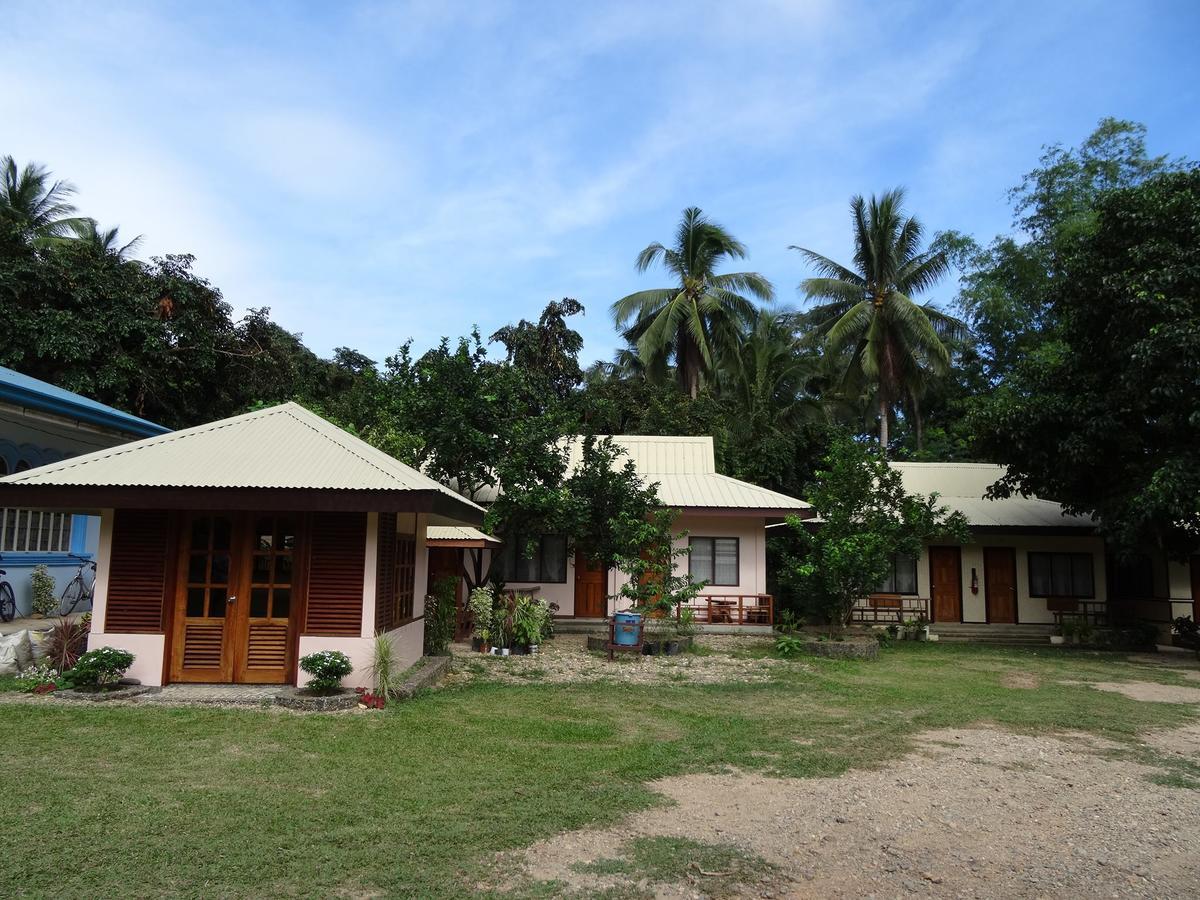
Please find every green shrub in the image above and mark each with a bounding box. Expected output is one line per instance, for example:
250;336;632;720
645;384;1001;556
30;565;57;617
424;576;457;656
468;587;494;644
15;663;59;691
64;647;134;688
299;650;353;693
774;634;805;658
367;632;397;698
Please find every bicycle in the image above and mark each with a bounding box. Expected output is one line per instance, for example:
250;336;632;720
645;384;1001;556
59;553;97;616
0;557;14;623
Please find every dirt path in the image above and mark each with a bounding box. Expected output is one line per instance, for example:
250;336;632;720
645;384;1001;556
508;726;1200;898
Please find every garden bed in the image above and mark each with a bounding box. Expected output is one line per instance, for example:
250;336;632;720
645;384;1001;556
584;635;695;655
792;637;879;661
54;684;160;703
274;687;359;712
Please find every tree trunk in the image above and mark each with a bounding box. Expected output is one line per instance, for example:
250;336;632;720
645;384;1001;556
913;393;923;452
879;394;889;453
678;329;701;399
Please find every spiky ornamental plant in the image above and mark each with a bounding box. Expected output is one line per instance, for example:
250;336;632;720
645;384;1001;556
792;189;965;451
613;207;774;399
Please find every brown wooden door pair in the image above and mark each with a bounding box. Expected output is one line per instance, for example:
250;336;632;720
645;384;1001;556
984;547;1018;624
574;550;606;618
928;546;962;623
170;513;300;684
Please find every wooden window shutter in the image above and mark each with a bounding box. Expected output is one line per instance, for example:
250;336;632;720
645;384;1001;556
375;513;398;632
305;512;366;636
105;510;170;633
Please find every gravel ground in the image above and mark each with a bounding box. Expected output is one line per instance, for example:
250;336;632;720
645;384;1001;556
448;633;795;687
509;726;1200;898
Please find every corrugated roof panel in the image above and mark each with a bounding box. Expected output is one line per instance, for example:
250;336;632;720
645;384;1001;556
0;403;482;512
427;525;500;543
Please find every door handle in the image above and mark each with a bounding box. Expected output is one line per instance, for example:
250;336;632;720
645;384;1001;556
228;595;237;604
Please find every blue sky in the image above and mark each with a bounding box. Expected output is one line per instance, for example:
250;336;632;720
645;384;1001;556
4;1;1198;366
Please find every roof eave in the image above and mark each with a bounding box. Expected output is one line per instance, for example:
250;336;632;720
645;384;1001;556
0;484;485;525
0;381;169;438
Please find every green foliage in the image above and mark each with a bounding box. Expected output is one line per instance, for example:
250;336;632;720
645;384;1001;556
298;650;353;694
562;435;661;570
777;436;970;629
793;189;964;449
423;576;458;656
512;594;552;647
468;587;494;644
613;206;774;398
614;507;702;614
969;166;1200;556
29;564;56;616
14;663;59;691
489;297;585;403
774;634;806;658
366;632;397;698
64;646;134;688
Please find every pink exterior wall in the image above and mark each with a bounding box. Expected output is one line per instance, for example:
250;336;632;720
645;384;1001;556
476;513;771;617
83;510;431;688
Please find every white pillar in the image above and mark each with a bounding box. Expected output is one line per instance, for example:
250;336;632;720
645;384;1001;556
360;512;378;638
90;509;115;632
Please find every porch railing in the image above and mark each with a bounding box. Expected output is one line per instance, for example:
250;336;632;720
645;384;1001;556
678;594;773;626
1050;599;1109;627
850;594;929;624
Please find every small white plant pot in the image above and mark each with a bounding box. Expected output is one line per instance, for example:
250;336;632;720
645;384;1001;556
489;647;499;656
1050;635;1065;646
501;648;511;657
529;645;539;655
927;633;939;642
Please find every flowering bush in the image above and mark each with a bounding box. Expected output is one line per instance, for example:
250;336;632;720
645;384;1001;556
64;646;134;688
15;662;59;692
299;650;353;694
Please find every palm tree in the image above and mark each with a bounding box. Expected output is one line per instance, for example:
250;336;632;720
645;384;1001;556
718;308;824;431
613;207;774;398
791;189;964;450
0;156;86;244
69;218;143;260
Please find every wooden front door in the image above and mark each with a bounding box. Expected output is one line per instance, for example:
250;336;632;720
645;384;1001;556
170;513;299;684
928;546;962;623
574;550;606;618
984;547;1018;624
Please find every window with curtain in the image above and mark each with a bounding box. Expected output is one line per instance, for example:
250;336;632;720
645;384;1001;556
498;534;568;583
688;537;739;586
876;551;918;594
1028;552;1094;598
0;509;73;553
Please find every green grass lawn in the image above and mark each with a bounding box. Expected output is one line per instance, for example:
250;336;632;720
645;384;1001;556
1;644;1196;898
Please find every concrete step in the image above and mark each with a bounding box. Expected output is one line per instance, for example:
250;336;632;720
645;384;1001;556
931;623;1054;645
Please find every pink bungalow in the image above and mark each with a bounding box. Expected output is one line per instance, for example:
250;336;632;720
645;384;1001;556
427;435;811;628
0;403;483;687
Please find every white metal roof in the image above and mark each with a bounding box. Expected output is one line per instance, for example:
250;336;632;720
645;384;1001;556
470;435;808;513
0;402;482;510
891;462;1095;529
426;525;501;545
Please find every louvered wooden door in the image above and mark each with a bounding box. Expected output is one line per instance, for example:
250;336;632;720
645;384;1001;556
171;513;239;683
170;513;302;684
234;516;299;683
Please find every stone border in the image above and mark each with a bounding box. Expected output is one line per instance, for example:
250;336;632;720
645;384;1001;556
54;684;160;703
395;655;451;699
796;638;879;661
584;636;695;655
274;687;358;712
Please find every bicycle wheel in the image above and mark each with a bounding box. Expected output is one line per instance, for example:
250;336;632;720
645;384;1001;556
0;582;14;623
60;575;88;615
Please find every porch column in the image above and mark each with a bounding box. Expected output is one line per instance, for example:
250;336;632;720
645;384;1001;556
360;512;379;638
89;508;115;633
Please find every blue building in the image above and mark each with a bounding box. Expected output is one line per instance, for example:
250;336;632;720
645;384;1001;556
0;366;168;616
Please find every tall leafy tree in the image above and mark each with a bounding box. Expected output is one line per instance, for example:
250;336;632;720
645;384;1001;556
970;167;1200;557
67;218;143;260
489;297;585;404
792;189;962;450
613;207;774;399
0;156;87;244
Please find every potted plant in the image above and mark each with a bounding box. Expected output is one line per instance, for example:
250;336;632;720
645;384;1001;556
914;613;931;642
1050;623;1065;646
1060;618;1079;645
886;622;900;640
902;617;919;640
30;564;57;619
469;587;494;653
